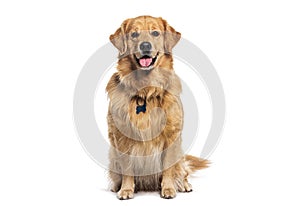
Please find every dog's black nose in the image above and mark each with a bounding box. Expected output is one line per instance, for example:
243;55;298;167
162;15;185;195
139;42;152;52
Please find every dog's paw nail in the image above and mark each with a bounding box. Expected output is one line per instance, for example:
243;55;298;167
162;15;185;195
161;188;176;199
117;189;134;200
184;183;193;192
186;188;193;192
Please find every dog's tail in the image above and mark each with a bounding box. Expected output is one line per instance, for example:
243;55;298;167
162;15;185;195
184;155;210;173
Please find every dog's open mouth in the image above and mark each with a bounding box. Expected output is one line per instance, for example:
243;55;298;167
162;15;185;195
135;54;158;70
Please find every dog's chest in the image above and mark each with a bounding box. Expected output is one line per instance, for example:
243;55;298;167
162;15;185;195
129;96;166;140
111;92;167;141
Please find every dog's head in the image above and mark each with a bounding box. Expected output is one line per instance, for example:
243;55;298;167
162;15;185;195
110;16;181;71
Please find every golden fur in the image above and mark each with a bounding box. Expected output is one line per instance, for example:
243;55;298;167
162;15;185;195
106;16;208;200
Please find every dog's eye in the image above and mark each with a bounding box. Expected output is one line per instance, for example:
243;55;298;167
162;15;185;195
151;31;160;37
131;32;139;38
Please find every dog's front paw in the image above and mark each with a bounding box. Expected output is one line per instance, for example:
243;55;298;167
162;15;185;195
117;189;134;200
161;187;176;199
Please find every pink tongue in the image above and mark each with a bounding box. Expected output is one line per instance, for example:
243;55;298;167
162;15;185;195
139;58;152;67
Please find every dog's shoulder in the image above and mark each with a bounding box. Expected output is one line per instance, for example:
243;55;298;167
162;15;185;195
106;72;120;94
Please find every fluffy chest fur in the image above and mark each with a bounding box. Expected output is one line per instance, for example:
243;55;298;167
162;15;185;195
106;70;183;143
109;87;168;142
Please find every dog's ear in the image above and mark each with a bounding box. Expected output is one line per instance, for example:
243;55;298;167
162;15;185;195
109;19;130;56
160;18;181;54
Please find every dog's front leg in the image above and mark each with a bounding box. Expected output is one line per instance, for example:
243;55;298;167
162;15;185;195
161;134;183;199
161;143;180;198
161;166;176;199
116;154;135;200
117;175;135;200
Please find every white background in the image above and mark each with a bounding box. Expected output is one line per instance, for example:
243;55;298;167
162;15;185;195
0;0;300;205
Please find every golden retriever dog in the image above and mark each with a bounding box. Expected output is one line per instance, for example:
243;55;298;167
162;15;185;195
106;15;208;200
